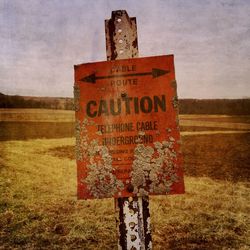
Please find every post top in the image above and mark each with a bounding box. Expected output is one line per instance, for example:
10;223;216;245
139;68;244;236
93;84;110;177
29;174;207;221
105;10;138;60
111;10;130;18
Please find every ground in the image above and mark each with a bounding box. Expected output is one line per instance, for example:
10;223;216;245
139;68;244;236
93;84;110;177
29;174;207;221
0;109;249;249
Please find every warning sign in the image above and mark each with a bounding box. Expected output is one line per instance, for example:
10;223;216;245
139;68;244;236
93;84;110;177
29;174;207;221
74;55;184;199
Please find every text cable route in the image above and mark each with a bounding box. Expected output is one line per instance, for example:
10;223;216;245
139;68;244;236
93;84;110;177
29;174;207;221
80;68;169;83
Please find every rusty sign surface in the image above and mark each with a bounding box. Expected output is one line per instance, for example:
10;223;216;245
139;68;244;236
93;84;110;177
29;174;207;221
74;55;184;199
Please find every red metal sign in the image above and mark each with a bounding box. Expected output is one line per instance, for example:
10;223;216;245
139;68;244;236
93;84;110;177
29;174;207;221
74;55;184;199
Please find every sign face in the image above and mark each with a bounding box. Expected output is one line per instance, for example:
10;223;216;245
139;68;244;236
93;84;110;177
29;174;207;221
74;55;184;199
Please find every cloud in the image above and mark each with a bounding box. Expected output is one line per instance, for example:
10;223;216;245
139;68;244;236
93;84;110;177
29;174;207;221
0;0;249;98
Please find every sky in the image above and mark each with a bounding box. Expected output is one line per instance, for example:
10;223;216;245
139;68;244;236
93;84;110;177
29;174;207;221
0;0;249;98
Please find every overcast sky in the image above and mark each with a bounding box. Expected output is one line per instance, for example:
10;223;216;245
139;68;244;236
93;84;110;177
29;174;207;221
0;0;249;98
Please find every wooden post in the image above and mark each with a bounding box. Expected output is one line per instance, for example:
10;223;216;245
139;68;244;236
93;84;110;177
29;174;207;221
105;10;152;250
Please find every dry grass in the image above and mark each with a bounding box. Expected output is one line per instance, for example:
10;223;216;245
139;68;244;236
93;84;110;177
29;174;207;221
0;109;75;141
180;114;250;132
0;138;117;249
0;136;249;249
180;120;250;130
180;114;250;123
0;110;249;249
151;178;249;250
1;109;250;141
0;108;74;122
0;122;75;141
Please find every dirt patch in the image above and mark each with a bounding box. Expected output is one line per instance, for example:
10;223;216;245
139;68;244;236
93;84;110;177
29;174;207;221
49;145;75;160
182;133;250;182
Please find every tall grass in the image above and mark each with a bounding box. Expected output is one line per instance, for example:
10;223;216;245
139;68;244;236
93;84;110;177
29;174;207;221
0;137;249;249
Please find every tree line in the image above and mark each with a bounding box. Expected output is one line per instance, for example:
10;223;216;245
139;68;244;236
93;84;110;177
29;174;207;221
0;93;249;115
0;93;73;110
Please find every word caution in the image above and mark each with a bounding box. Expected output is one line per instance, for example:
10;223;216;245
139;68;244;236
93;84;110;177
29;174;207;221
86;95;166;117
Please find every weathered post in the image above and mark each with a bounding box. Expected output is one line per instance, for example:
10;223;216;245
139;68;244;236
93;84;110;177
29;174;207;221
105;10;152;250
74;9;185;250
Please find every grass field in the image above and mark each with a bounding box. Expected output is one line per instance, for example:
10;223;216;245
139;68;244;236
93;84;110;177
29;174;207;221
0;109;249;249
1;109;250;140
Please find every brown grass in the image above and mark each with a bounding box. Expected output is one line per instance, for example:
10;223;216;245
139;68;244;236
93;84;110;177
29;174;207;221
0;122;75;141
1;110;250;141
1;138;249;249
180;114;250;123
0;110;249;249
0;109;75;141
0;108;74;122
180;126;239;132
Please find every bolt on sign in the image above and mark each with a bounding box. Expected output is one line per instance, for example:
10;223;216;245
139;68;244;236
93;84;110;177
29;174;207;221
74;55;184;199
